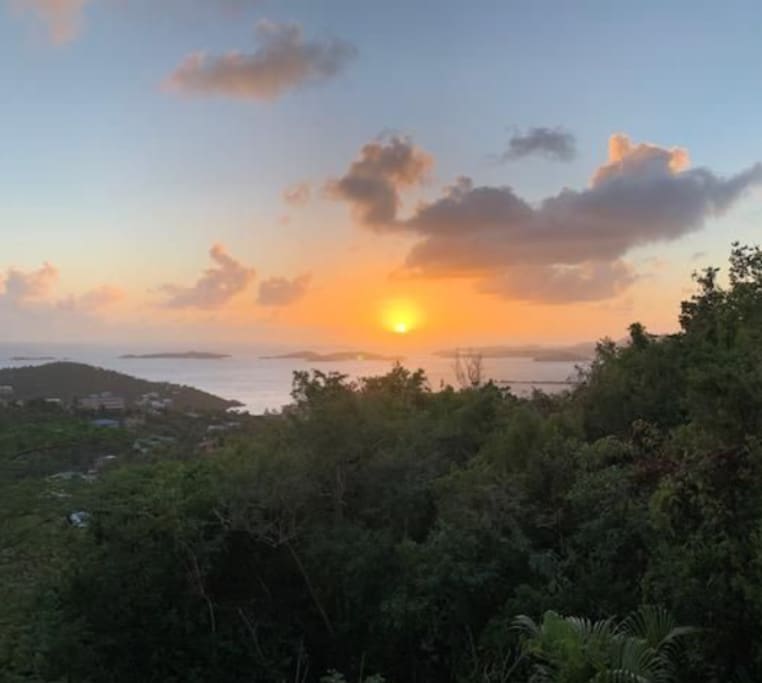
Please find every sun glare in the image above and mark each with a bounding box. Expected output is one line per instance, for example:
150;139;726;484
381;299;420;336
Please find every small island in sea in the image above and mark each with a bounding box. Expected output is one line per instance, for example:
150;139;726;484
10;356;58;361
119;351;231;360
261;350;403;362
435;344;594;363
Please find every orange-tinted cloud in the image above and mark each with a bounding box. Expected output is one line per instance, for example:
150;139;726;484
165;20;357;101
1;262;58;304
592;133;689;185
257;273;311;307
14;0;89;44
58;284;125;312
161;244;256;309
1;262;123;315
326;135;432;228
283;182;311;207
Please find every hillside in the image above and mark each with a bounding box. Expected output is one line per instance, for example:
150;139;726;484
0;362;240;411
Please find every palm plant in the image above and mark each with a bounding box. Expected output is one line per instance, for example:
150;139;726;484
513;606;696;683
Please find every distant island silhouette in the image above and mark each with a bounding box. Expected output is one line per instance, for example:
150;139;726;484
435;344;594;363
10;356;58;361
120;351;231;360
261;351;403;362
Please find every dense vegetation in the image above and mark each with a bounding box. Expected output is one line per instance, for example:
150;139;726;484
3;244;762;682
0;362;240;410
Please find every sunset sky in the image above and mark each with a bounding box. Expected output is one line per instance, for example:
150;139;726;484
4;0;762;350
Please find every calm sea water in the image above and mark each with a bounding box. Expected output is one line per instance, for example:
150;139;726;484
0;344;585;415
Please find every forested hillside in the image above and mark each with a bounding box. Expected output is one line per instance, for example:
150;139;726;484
4;244;762;682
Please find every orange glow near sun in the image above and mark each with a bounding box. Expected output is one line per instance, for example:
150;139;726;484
381;299;421;336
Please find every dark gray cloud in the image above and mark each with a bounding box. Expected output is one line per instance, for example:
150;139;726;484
162;244;256;309
165;20;357;101
499;126;576;162
326;136;432;229
257;273;311;307
333;133;762;303
403;147;762;276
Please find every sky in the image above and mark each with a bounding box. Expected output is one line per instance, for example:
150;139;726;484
3;0;762;350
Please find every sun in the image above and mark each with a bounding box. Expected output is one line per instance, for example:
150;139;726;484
381;299;421;336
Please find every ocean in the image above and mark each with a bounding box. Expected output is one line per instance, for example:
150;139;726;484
0;344;585;414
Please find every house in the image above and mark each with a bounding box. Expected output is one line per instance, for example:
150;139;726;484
79;392;126;412
136;393;173;412
124;416;145;430
67;511;91;528
0;385;13;406
197;439;218;454
206;421;240;434
94;454;118;469
91;418;120;429
48;471;94;482
132;435;177;454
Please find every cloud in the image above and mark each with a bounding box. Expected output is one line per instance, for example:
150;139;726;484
499;126;576;162
477;260;637;304
15;0;89;44
283;182;311;207
165;20;357;101
332;132;762;303
1;262;123;314
257;273;311;307
58;285;124;312
591;134;689;185
1;262;59;304
162;244;256;309
326;135;433;229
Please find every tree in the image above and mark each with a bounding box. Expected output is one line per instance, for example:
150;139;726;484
514;606;695;683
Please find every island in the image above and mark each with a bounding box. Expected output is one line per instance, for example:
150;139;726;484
10;356;58;361
119;351;231;360
435;344;594;363
261;350;403;362
0;362;242;411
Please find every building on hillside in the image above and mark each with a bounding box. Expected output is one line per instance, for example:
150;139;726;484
206;421;241;434
91;418;120;429
124;416;145;430
79;392;126;412
67;511;91;528
0;385;13;406
132;435;177;455
136;392;173;412
94;454;118;469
